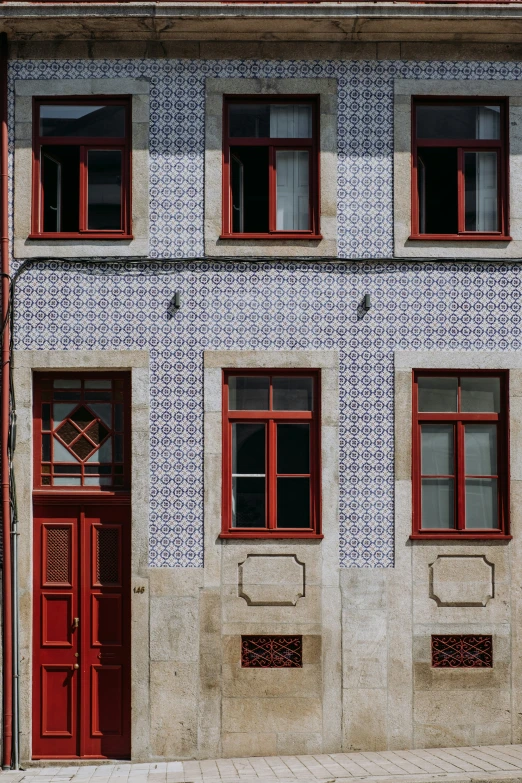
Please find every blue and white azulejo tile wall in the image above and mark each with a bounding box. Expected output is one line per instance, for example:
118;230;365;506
8;59;522;567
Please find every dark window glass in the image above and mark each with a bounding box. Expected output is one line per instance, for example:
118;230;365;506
42;404;51;431
232;423;265;475
42;433;51;462
40;105;126;138
277;477;310;528
417;148;458;235
273;377;313;411
230;147;269;233
416;105;501;140
42;146;80;233
87;150;122;231
277;424;310;474
418;377;458;412
229;377;269;411
229;105;271;138
232;477;265;528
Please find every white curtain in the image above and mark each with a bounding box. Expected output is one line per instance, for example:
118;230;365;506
270;105;312;138
476;106;500;140
276;150;310;230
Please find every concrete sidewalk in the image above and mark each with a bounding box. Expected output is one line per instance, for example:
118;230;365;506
3;746;522;783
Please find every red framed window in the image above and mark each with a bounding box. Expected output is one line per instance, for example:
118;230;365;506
222;96;320;239
33;373;131;491
411;98;509;240
412;371;510;539
222;371;321;538
31;97;132;239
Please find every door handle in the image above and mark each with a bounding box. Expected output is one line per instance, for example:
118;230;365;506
73;663;79;670
72;617;79;629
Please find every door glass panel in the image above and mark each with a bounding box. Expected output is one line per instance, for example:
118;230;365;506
465;424;497;475
229;377;269;410
87;150;122;231
421;424;454;475
421;478;454;528
465;478;498;528
276;150;310;231
89;404;112;427
54;477;82;486
277;477;310;528
53;436;79;463
416;105;501;140
273;377;313;411
461;377;501;412
53;404;76;426
418;377;458;412
84;379;112;389
42;433;51;462
270;105;312;138
277;424;310;474
464;152;498;232
54;379;81;388
40;105;126;138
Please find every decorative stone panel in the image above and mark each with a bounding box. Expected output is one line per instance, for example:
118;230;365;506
238;554;305;606
429;555;494;607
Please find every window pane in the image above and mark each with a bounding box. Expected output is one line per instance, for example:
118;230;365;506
229;104;312;139
461;377;500;412
42;404;51;431
53;378;81;388
465;424;497;475
277;477;310;528
42;146;80;233
270;105;312;138
464;152;498;232
229;105;270;138
421;424;454;475
276;151;310;231
466;478;498;528
273;377;313;411
417;148;458;234
232;423;265;475
229;377;269;410
40;105;126;138
421;478;454;528
418;377;458;412
54;477;82;486
416;105;500;140
232;477;265;527
84;379;112;389
87;151;122;231
230;147;269;233
277;424;310;474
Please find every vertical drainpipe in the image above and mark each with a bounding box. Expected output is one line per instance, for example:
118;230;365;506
0;30;13;772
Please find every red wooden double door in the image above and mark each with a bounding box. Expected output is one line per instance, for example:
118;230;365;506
33;501;131;759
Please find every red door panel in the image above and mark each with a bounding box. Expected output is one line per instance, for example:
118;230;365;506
33;503;130;759
41;665;75;737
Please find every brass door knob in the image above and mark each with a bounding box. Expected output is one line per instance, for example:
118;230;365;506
73;617;79;629
73;663;79;669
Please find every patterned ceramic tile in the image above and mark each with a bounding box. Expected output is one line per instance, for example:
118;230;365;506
8;59;522;566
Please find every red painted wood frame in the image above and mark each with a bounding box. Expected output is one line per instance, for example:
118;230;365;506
411;370;510;540
31;97;132;240
33;372;131;494
221;369;322;538
221;95;321;240
410;97;510;241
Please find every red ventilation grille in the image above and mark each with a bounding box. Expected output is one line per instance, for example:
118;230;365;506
46;527;70;583
96;528;120;584
432;635;493;668
241;636;302;668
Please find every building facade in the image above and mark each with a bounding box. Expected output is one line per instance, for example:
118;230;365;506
2;0;522;764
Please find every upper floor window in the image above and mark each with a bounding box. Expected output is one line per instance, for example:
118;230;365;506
221;371;321;538
222;96;320;240
31;97;131;239
412;371;509;539
411;99;509;240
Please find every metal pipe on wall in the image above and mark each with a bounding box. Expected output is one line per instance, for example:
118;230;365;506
0;31;13;771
